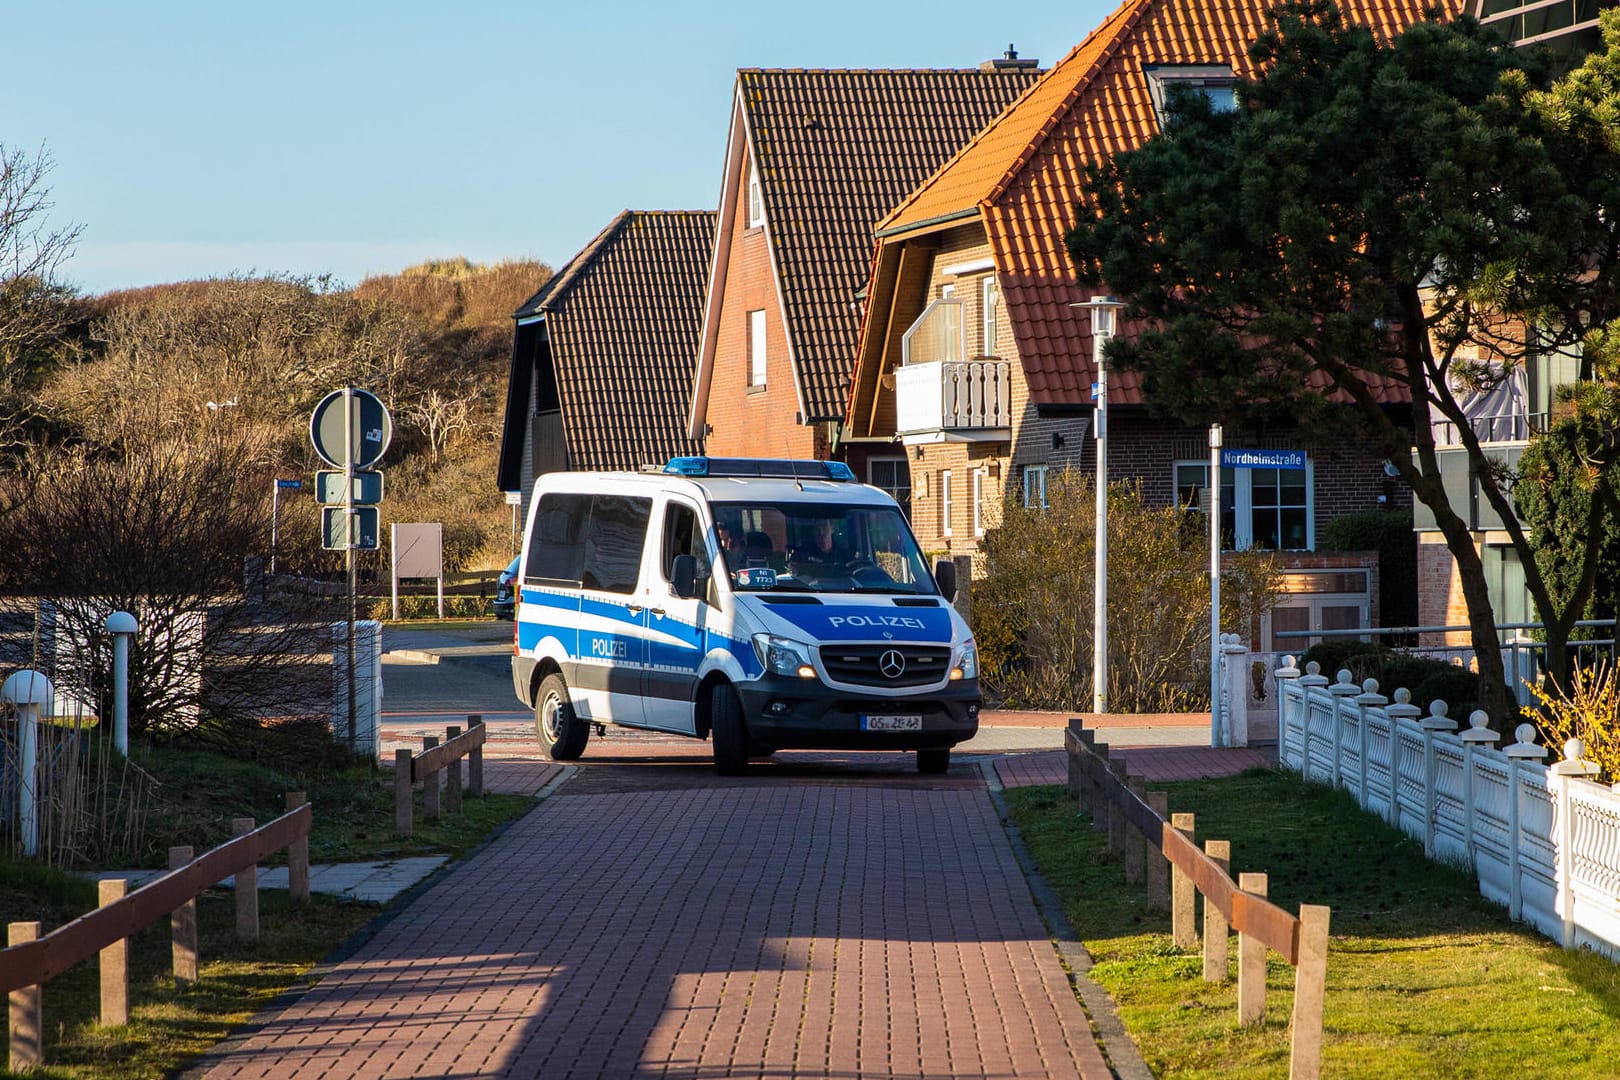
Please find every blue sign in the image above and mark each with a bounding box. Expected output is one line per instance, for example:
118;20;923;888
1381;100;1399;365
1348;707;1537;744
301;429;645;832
276;479;303;490
1221;449;1306;470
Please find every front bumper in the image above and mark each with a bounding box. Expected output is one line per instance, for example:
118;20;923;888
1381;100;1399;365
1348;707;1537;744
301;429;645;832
735;674;980;750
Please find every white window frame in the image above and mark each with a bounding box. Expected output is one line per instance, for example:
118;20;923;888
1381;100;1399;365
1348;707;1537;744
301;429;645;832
1173;458;1315;551
1023;465;1048;509
747;309;767;387
867;456;911;506
973;466;987;537
982;275;999;356
941;470;953;538
1143;64;1238;126
747;158;765;228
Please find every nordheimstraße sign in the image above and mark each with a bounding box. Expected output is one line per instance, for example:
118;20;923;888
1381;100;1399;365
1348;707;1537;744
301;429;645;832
1221;448;1305;469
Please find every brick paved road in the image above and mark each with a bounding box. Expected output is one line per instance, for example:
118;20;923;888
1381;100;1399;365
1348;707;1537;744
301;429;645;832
200;761;1112;1079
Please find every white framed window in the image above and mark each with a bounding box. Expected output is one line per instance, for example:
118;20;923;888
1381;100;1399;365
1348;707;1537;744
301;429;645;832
973;466;987;537
747;309;767;387
868;457;911;518
1022;465;1048;509
1144;65;1238;126
1174;458;1314;550
940;282;955;299
747;158;765;228
941;470;953;538
982;275;999;356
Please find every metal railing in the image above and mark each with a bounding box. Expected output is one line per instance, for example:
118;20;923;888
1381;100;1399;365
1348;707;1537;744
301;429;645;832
1273;620;1618;706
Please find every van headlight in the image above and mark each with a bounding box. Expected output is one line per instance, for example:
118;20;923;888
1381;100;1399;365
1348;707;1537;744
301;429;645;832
951;640;978;681
753;633;817;679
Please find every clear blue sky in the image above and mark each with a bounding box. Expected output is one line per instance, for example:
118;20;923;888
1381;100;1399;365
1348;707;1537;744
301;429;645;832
7;1;1112;296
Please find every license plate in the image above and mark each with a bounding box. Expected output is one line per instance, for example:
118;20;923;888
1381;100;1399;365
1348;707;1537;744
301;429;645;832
862;714;923;732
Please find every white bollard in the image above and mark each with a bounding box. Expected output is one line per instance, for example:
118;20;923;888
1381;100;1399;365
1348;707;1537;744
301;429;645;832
3;670;53;858
105;611;138;756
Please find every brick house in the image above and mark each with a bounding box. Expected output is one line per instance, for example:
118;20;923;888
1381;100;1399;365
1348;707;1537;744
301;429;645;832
497;210;715;515
843;0;1458;647
685;62;1042;508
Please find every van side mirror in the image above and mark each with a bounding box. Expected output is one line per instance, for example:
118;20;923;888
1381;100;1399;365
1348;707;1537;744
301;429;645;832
671;554;700;600
934;558;957;603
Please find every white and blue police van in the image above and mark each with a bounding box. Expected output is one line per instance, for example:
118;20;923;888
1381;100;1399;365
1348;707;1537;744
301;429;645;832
510;457;980;774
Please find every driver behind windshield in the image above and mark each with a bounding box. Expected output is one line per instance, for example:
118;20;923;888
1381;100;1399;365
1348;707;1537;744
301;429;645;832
790;519;849;572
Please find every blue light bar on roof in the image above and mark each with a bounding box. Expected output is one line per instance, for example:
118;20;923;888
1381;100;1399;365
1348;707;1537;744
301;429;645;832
662;457;856;482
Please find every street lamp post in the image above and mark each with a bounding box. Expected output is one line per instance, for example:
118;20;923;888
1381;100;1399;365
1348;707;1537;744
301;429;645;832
1078;296;1125;714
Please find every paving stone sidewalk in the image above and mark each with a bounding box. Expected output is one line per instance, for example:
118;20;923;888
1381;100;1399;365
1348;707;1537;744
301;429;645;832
197;770;1113;1079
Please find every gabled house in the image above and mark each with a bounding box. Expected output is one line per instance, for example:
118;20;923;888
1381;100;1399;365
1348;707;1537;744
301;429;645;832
844;0;1454;648
498;210;715;508
686;61;1043;507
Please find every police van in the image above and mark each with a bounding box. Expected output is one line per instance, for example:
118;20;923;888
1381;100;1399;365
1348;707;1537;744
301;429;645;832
510;457;980;774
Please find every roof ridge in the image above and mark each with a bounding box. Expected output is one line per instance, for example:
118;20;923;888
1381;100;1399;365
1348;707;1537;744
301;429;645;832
736;66;1036;76
987;0;1156;205
875;0;1152;233
522;210;632;313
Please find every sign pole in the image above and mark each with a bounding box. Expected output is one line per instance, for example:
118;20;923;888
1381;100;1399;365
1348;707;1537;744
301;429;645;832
1209;423;1223;748
345;386;357;754
271;479;280;577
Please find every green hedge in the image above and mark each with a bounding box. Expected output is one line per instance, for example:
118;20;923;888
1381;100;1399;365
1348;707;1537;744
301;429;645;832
1299;641;1482;718
1318;510;1418;628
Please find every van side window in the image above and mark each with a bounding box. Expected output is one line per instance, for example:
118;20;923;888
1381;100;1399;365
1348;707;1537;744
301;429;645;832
582;495;652;594
527;493;589;585
661;502;702;582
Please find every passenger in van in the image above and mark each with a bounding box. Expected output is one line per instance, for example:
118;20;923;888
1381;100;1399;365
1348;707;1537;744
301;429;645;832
716;522;745;569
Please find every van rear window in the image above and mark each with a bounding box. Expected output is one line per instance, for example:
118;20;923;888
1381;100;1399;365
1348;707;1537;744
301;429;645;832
581;495;652;594
528;493;589;585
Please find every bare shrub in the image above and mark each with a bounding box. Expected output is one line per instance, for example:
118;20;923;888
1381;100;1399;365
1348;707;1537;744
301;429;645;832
0;434;340;739
974;470;1280;712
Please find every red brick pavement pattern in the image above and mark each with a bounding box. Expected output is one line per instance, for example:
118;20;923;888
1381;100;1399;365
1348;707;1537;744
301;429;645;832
200;784;1112;1079
993;746;1275;789
480;759;563;797
993;752;1068;789
1109;746;1275;783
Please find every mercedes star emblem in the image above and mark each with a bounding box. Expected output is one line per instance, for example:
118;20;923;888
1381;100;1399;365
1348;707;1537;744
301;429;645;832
879;649;906;679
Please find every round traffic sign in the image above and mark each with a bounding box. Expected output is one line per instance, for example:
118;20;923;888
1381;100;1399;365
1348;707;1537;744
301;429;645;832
310;388;392;469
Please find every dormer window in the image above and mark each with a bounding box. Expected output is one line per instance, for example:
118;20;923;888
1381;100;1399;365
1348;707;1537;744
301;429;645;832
1144;65;1238;126
747;158;765;228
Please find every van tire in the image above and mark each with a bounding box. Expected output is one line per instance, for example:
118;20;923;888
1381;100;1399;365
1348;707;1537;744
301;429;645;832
917;748;950;775
711;683;749;776
536;673;589;761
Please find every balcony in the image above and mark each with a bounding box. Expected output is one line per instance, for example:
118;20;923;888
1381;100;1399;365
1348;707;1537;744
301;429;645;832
895;360;1011;441
894;297;1011;442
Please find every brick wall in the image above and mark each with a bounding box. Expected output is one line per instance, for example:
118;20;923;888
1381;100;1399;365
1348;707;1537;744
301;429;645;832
705;156;816;459
1418;535;1473;645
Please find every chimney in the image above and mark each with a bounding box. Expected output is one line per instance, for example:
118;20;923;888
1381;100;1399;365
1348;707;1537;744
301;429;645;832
981;43;1039;72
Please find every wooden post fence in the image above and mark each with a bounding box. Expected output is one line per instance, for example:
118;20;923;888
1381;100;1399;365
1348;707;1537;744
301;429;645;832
1;799;313;1072
1066;719;1335;1080
393;717;489;839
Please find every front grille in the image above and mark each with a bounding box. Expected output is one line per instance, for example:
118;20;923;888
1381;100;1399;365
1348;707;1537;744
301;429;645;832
819;644;951;688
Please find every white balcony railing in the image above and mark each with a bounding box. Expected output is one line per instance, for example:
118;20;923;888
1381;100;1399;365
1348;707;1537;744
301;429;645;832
895;360;1011;435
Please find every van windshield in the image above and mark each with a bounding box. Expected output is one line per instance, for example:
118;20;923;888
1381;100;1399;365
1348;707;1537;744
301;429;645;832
711;502;937;595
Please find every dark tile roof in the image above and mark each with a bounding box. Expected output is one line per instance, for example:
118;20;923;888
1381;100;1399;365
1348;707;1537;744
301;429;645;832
519;210;715;470
742;67;1042;421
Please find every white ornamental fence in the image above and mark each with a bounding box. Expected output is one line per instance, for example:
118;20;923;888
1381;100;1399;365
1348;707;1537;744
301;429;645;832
1276;659;1620;959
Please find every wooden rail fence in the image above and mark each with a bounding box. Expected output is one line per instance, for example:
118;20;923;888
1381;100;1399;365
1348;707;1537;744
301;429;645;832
3;794;312;1072
394;715;486;838
1066;721;1332;1080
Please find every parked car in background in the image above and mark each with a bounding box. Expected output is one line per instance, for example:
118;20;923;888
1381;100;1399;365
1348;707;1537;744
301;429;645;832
493;556;520;619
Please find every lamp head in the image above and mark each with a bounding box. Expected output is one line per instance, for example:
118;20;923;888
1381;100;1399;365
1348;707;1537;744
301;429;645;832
1072;295;1125;340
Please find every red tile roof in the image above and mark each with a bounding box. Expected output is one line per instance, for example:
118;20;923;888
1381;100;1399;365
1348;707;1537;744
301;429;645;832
516;210;714;470
738;67;1042;421
870;0;1460;408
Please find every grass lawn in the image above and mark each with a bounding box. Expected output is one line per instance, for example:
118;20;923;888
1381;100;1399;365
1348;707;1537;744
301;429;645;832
0;743;537;1079
1006;770;1620;1079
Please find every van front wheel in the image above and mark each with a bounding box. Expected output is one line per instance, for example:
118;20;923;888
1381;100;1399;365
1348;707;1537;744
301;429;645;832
711;683;749;776
536;673;589;761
